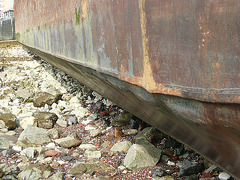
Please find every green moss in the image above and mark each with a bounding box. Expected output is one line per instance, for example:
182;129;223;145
26;29;30;32
38;26;40;31
75;7;81;25
16;32;21;40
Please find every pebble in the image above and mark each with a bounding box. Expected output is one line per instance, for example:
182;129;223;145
167;161;175;166
90;129;102;137
85;124;98;131
45;150;60;157
218;172;231;180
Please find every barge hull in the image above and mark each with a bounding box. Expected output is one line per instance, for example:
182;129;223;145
15;0;240;178
27;45;240;179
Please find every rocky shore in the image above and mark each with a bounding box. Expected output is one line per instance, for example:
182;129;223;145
0;43;234;180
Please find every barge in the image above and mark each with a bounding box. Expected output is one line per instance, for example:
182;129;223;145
14;0;240;178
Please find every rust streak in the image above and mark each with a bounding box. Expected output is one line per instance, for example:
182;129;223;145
139;0;157;91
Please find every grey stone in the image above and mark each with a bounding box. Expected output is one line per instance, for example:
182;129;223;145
48;172;63;180
33;112;58;129
176;146;185;156
0;113;16;130
18;163;53;180
134;127;165;142
0;137;10;149
0;163;11;176
122;129;138;135
56;118;68;127
85;124;97;131
160;155;171;163
47;129;59;139
15;87;33;99
69;162;113;176
111;112;133;126
0;120;6;129
100;148;111;155
178;160;202;177
84;150;101;159
110;141;132;152
1;149;16;156
152;167;166;177
90;129;102;137
2;175;18;180
101;141;110;148
61;156;76;161
19;116;35;129
135;138;156;147
17;126;51;147
65;116;78;125
123;144;162;170
87;114;97;121
33;92;61;107
204;165;217;174
25;147;36;159
218;172;231;180
10;165;20;174
79;144;97;150
55;133;81;148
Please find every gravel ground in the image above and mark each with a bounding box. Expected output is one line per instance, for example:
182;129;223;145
0;43;234;180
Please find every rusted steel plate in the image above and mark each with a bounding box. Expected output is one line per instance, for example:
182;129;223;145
14;0;240;104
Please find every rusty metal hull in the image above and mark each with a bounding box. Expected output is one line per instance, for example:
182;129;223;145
15;0;240;178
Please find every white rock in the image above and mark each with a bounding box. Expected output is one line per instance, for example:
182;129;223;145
176;162;183;168
72;153;79;157
10;106;22;116
102;99;114;107
69;96;80;105
90;129;102;137
50;108;61;116
48;172;63;180
25;147;36;159
18;126;51;146
51;103;58;109
92;92;102;101
56;119;67;127
79;144;97;150
86;114;97;121
12;146;22;152
57;160;65;165
45;142;56;149
37;154;45;162
20;116;35;129
167;161;175;166
72;108;88;119
118;165;126;170
42;157;53;164
0;128;8;133
0;120;6;129
85;124;97;131
5;131;16;136
111;141;132;152
218;172;231;180
84;150;101;159
123;144;162;170
57;100;67;108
